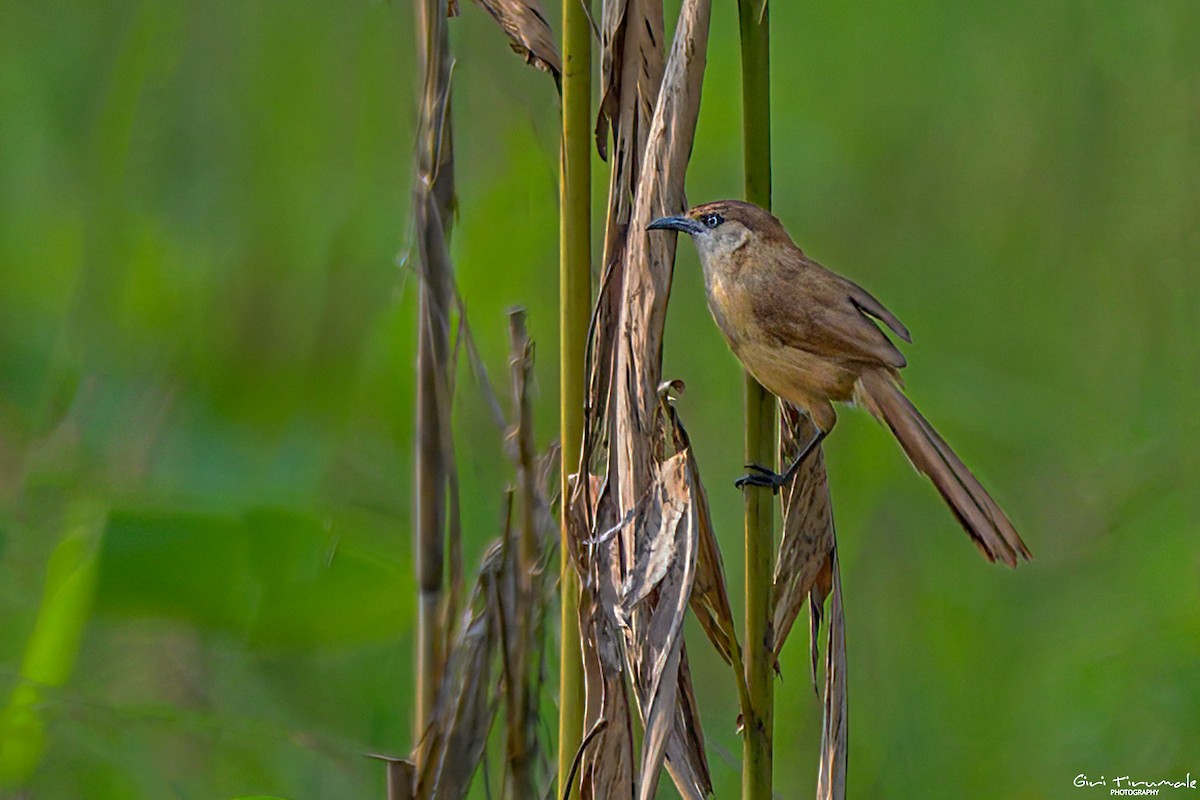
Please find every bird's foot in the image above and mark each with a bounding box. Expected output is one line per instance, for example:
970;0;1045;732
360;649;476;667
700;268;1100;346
734;463;786;493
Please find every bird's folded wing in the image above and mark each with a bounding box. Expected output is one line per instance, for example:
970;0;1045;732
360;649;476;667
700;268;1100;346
753;274;910;371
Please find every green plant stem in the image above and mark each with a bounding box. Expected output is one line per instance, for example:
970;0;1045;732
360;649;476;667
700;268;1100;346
557;0;591;797
738;1;775;798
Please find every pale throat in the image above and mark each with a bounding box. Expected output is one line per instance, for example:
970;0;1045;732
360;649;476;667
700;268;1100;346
696;227;750;289
695;229;752;350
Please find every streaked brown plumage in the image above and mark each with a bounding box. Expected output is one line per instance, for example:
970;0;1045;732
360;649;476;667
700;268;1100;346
648;199;1031;567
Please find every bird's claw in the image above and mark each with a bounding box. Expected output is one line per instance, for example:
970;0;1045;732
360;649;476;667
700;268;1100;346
734;468;785;494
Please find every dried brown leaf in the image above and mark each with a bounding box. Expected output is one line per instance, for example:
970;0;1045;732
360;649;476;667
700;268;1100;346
815;547;847;800
497;309;555;798
627;454;704;800
662;643;711;798
659;383;739;666
596;0;665;161
416;545;502;800
608;1;715;797
574;481;636;800
576;0;716;797
582;0;668;479
611;0;712;515
470;0;562;87
578;597;636;800
368;755;416;800
413;321;559;800
772;402;836;667
621;468;684;609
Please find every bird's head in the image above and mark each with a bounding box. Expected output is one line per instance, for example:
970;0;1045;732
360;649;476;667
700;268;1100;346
647;200;789;267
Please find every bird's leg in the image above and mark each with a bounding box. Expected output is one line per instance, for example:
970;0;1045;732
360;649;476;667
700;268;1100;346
735;429;828;493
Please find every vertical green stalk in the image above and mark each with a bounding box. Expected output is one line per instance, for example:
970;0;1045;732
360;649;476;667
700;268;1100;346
557;0;591;797
737;1;774;798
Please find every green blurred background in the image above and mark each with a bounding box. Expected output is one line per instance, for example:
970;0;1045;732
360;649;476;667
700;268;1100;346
1;1;1197;797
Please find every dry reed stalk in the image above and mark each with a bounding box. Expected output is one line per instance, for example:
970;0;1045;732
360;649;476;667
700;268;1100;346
413;0;457;772
567;2;667;786
570;471;635;800
500;309;551;797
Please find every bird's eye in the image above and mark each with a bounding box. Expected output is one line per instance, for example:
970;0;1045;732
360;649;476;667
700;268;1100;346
702;213;723;229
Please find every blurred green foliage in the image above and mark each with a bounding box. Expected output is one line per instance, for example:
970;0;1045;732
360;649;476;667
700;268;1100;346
1;1;1197;798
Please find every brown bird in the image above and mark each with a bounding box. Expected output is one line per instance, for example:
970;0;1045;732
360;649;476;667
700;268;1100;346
648;200;1031;566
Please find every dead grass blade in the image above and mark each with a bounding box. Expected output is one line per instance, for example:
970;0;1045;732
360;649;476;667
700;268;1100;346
573;0;723;796
814;547;848;800
772;402;836;672
612;0;711;514
578;593;637;800
416;454;559;799
596;0;665;161
623;453;706;800
413;0;458;767
590;0;717;796
409;309;559;800
617;9;715;791
416;543;503;800
765;401;848;800
660;382;740;668
368;754;416;800
571;477;636;800
580;0;667;486
497;309;555;797
665;643;711;795
470;0;563;87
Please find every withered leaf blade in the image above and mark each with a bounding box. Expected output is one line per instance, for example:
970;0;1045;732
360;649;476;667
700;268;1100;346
584;0;667;476
660;385;739;666
367;755;416;800
579;595;636;800
612;0;711;515
572;481;636;800
629;454;707;800
660;641;713;800
596;0;665;160
772;402;836;666
611;0;715;797
579;0;715;796
416;544;503;800
815;547;848;800
470;0;562;87
497;309;557;798
622;469;684;611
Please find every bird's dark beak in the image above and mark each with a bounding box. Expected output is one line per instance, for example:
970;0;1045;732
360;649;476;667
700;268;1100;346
647;215;704;235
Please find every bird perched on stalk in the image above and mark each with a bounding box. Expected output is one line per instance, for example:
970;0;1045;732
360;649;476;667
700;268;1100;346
648;200;1031;567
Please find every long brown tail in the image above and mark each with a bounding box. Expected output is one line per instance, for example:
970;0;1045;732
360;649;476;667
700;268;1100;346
854;369;1031;566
